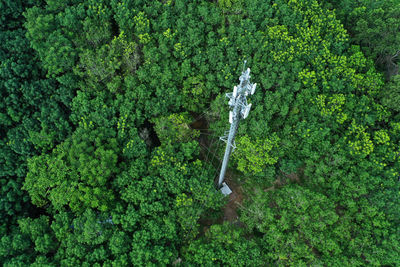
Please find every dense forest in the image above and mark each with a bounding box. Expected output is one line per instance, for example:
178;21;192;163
1;0;399;265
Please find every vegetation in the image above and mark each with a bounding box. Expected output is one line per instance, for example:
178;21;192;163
1;0;399;265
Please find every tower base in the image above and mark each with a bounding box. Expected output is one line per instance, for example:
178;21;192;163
220;182;232;196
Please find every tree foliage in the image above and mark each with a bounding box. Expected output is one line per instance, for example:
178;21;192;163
1;0;399;265
322;0;400;78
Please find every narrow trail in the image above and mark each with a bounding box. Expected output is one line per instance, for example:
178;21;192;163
221;170;245;224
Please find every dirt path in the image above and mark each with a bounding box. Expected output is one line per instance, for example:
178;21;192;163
220;170;245;224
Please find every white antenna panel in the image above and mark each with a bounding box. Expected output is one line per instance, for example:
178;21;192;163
242;103;252;119
251;83;256;95
233;86;237;98
229;111;233;123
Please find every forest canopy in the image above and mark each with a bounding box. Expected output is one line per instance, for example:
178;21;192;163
1;0;399;266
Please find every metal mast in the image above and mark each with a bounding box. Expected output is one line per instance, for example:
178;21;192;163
218;61;256;193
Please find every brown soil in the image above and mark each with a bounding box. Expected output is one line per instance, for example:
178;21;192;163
221;170;245;224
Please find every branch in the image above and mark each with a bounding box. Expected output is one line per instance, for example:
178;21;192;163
391;50;400;60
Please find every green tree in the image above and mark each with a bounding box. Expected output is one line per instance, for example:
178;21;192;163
380;75;400;114
18;216;58;255
322;0;400;78
0;0;73;235
23;125;119;213
184;222;264;266
152;112;200;144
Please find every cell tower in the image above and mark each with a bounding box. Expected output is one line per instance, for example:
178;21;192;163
218;61;256;195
